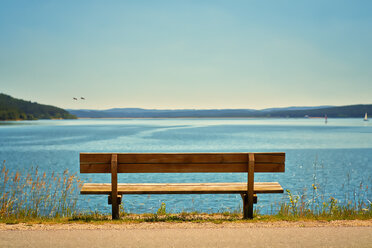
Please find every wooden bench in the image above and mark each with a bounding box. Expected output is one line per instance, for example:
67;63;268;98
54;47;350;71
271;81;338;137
80;152;285;219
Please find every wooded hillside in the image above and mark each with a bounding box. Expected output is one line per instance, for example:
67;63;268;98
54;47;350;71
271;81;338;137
0;93;76;120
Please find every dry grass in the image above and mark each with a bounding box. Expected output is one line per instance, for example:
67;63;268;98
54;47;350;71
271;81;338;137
0;161;83;219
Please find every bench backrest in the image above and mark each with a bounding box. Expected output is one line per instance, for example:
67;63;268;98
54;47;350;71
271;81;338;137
80;153;285;173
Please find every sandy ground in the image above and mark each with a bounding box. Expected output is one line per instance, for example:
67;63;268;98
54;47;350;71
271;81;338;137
1;220;372;247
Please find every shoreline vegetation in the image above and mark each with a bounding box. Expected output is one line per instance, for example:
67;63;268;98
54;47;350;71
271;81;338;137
1;162;371;224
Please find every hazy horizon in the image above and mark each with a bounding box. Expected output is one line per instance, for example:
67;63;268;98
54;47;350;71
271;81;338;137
1;1;372;110
65;105;337;111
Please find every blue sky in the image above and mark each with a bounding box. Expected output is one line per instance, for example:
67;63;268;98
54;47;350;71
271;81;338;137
1;0;371;110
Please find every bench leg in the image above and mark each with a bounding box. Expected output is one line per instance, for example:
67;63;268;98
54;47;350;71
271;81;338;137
112;202;119;220
240;193;257;219
108;195;122;220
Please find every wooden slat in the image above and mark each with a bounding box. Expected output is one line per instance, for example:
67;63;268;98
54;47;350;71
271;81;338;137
255;153;285;163
80;182;284;195
80;153;285;164
80;162;284;173
80;153;112;163
118;153;248;163
80;163;110;173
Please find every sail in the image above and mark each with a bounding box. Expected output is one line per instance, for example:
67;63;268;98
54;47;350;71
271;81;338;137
364;113;368;121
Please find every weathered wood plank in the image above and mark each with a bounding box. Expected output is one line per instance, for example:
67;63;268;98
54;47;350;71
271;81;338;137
80;153;285;164
80;163;110;173
255;153;285;163
80;182;284;195
80;162;284;173
80;153;112;163
118;153;247;163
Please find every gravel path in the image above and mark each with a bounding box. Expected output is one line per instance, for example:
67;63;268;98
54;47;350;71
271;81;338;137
1;220;372;247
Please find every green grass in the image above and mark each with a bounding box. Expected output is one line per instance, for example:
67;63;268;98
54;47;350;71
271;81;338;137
1;211;371;225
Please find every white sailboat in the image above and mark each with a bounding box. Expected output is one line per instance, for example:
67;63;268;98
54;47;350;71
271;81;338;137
364;112;368;121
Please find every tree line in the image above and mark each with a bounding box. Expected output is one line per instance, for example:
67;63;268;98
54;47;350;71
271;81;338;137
0;93;76;120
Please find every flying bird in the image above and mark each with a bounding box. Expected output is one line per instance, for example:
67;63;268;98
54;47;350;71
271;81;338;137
73;97;78;100
81;97;85;100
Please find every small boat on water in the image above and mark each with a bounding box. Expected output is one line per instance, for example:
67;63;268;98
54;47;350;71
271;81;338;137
364;112;368;121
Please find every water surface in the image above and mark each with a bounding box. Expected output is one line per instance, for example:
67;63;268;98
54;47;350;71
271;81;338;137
1;118;371;214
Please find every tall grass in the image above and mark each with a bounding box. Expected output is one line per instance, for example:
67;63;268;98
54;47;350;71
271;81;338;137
0;160;371;221
275;161;372;219
0;161;83;219
275;189;372;220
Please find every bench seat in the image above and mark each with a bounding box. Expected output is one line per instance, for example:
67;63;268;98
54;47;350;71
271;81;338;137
80;152;285;219
81;182;283;195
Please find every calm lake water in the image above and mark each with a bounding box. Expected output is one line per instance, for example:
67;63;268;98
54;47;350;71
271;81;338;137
1;118;371;214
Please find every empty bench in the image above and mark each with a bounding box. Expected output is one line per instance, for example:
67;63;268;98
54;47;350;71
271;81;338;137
80;152;285;219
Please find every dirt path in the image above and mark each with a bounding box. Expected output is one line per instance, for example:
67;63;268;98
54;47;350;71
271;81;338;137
1;220;372;247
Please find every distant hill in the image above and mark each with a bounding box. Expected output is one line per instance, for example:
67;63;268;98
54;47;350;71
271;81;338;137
67;104;371;118
267;104;372;118
0;93;77;120
67;108;260;118
260;106;334;112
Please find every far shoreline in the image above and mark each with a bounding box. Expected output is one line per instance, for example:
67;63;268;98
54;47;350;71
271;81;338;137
1;116;364;121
